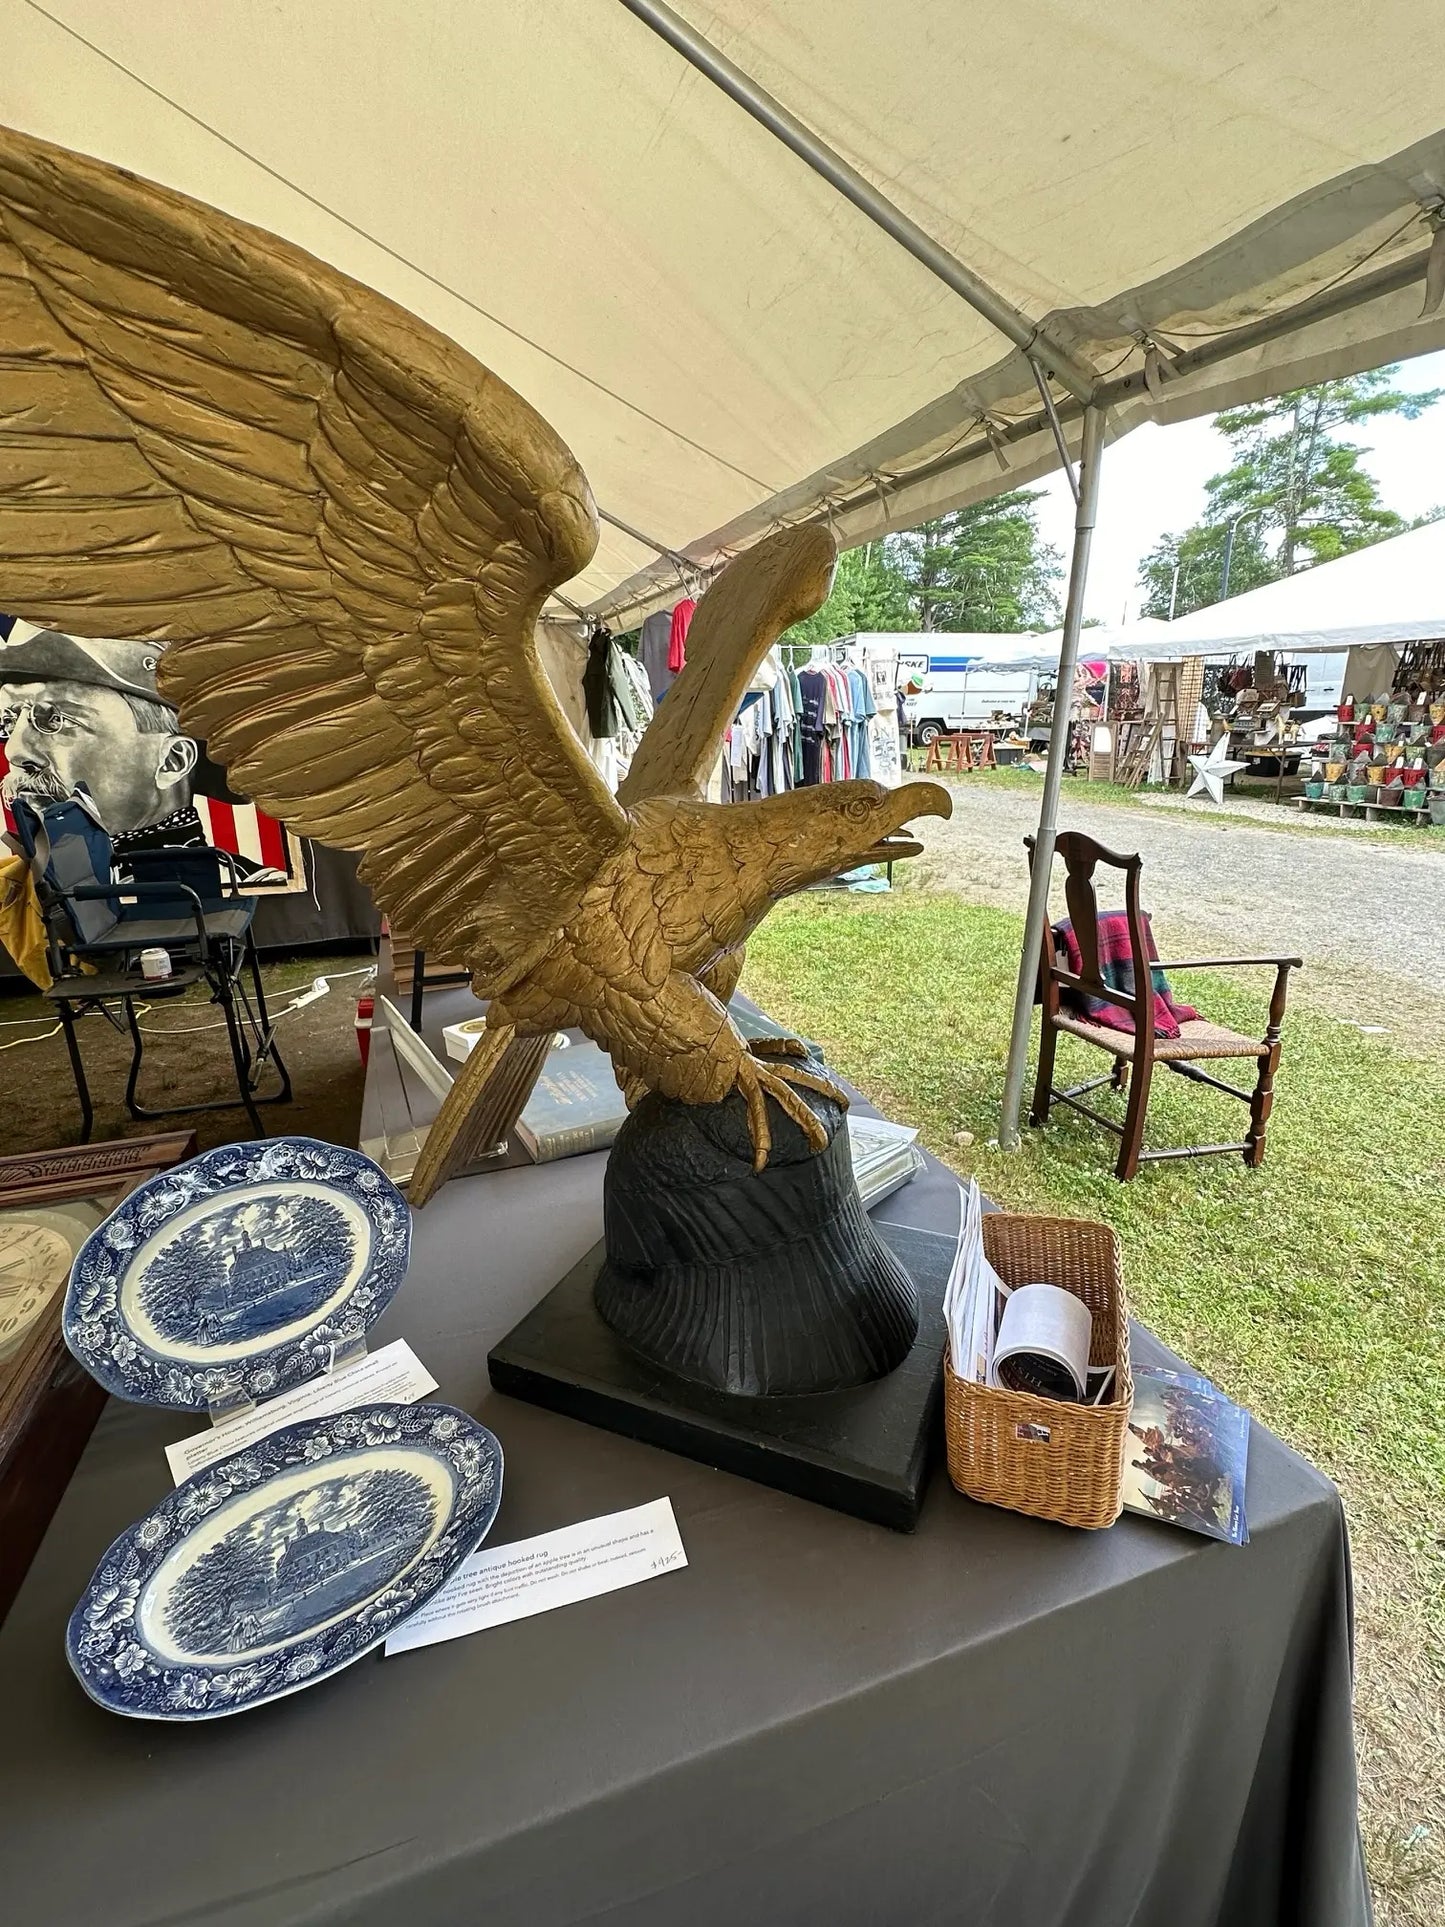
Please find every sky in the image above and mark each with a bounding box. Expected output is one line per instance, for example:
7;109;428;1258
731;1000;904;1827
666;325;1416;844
1029;348;1445;627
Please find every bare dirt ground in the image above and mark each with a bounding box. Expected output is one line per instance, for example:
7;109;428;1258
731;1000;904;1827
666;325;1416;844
0;953;373;1157
913;779;1445;1051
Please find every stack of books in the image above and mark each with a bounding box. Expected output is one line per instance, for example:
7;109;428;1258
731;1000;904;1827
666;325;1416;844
426;1004;923;1214
846;1116;923;1212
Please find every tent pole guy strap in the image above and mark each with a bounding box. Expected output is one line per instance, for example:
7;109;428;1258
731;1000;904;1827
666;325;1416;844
615;0;1097;407
998;404;1107;1152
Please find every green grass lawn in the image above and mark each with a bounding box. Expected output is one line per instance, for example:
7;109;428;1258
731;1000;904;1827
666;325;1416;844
743;888;1445;1916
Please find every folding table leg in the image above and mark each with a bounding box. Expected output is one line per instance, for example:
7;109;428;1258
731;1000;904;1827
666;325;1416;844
121;995;148;1122
410;949;426;1033
243;935;292;1103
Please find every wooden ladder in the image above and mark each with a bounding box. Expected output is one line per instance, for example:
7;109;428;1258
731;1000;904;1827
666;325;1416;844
1117;661;1183;787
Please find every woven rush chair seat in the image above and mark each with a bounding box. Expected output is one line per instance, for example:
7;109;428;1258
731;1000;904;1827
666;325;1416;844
1054;1013;1266;1061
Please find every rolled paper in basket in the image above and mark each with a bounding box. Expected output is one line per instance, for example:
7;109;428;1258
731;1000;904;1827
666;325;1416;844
989;1283;1093;1402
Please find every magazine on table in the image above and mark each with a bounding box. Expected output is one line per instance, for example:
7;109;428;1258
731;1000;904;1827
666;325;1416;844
1122;1369;1250;1545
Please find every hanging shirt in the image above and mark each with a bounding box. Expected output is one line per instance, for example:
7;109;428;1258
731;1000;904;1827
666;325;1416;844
638;609;674;703
611;650;655;787
823;666;851;779
768;658;796;791
846;666;877;779
796;668;829;786
727;712;752;784
583;627;620;738
789;667;805;772
668;598;695;674
750;689;777;796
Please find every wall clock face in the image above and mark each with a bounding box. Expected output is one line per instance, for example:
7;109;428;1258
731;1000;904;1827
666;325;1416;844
0;1220;75;1363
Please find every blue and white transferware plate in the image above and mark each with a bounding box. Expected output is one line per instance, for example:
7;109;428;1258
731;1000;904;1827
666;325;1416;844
67;1402;501;1720
62;1137;410;1409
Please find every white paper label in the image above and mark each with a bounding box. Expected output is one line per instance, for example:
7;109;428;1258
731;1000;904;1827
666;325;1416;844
384;1496;687;1655
164;1339;439;1484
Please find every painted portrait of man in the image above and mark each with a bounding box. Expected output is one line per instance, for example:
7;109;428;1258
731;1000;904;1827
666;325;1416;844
0;623;300;885
0;630;197;843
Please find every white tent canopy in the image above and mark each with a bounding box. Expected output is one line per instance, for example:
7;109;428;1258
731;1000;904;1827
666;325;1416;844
4;0;1445;630
1104;520;1445;657
833;632;1078;670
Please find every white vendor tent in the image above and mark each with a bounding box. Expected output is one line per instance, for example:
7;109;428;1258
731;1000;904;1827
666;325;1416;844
835;633;1085;677
5;0;1445;1141
1104;521;1445;657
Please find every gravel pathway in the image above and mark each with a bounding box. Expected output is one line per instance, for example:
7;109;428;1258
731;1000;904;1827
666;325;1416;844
913;781;1445;1042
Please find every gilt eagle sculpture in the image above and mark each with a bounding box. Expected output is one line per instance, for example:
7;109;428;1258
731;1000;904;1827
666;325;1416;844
0;125;950;1203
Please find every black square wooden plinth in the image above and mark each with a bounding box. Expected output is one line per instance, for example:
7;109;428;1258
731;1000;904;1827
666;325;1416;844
488;1220;951;1531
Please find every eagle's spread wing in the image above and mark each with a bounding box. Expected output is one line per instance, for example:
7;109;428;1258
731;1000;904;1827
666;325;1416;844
0;124;626;987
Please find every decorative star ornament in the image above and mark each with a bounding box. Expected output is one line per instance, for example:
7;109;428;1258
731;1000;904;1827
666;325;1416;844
1187;737;1249;803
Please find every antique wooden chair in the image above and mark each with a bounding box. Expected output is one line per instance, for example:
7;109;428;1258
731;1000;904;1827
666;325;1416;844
1026;831;1301;1180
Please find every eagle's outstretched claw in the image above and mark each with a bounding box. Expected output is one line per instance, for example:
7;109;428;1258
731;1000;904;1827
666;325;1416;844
735;1049;846;1171
748;1037;849;1109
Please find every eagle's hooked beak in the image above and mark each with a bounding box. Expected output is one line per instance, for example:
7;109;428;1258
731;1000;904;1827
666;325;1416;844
857;779;952;865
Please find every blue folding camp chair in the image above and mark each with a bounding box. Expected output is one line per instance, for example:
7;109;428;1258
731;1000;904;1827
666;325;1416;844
12;793;291;1140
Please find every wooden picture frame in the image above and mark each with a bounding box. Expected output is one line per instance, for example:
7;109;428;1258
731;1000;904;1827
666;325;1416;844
0;1131;196;1625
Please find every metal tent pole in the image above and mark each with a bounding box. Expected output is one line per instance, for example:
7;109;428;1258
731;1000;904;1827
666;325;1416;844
616;0;1096;406
998;405;1107;1150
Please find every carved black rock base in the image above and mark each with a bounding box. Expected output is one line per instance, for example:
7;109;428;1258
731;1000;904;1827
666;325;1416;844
487;1217;949;1531
593;1084;920;1396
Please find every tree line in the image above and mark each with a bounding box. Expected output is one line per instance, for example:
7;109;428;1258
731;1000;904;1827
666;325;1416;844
1136;366;1441;617
778;363;1441;650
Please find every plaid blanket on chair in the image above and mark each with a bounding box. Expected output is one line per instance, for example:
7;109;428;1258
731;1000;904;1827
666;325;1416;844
1051;911;1198;1038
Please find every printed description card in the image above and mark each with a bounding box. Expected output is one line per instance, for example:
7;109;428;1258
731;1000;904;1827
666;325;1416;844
385;1497;687;1654
165;1339;439;1483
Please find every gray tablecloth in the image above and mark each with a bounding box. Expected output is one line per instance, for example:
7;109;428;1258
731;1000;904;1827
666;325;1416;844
0;990;1370;1926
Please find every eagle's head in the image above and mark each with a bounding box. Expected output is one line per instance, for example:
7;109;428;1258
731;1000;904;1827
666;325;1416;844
767;778;952;897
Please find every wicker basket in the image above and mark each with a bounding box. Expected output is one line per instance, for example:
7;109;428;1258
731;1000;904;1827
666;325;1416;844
944;1214;1132;1529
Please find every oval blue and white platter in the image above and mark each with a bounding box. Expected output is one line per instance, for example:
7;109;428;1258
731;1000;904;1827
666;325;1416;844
67;1402;502;1720
62;1137;411;1410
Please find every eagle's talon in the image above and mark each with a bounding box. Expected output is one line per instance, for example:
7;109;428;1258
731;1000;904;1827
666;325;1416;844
769;1057;850;1112
737;1054;774;1170
746;1036;849;1110
736;1054;832;1169
747;1035;808;1060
